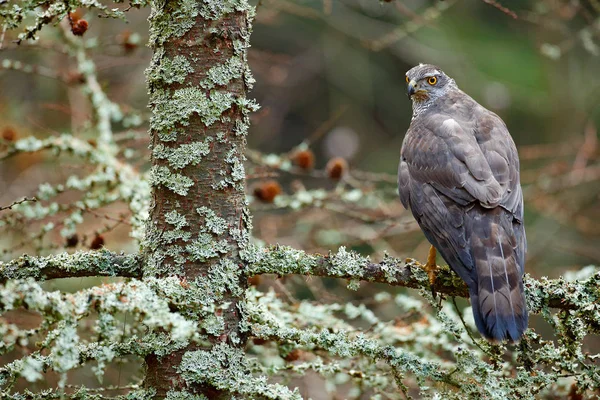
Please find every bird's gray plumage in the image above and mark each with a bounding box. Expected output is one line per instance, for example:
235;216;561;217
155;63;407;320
399;64;528;342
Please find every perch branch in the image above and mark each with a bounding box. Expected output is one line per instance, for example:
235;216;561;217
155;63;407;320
246;245;598;311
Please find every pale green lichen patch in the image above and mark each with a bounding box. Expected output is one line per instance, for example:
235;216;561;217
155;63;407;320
201;56;245;90
161;210;193;244
143;226;188;275
234;118;249;137
151;88;235;131
149;165;194;196
203;314;225;336
186;233;229;262
144;273;236;338
209;259;243;297
198;0;255;20
245;245;316;276
238;97;260;114
213;146;246;190
229;225;250;252
196;207;228;235
157;129;180;142
152;55;194;85
239;243;266;265
373;252;399;283
153;140;212;169
328;246;367;278
227;147;246;183
165;210;188;230
166;390;209;400
148;0;199;45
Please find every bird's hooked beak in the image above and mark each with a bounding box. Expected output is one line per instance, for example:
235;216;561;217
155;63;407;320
407;79;417;98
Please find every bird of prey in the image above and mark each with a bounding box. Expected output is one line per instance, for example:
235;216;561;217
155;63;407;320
398;64;528;342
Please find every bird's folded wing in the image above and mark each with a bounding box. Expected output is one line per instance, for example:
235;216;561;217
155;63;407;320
400;109;523;214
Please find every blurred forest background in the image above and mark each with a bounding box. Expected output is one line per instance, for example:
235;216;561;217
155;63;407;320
1;0;600;397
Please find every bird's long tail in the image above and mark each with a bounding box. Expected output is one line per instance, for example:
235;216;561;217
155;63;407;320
468;214;528;342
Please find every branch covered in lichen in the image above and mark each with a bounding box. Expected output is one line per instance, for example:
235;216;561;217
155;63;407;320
0;250;598;398
245;245;600;311
0;250;142;283
0;277;200;391
242;278;600;399
0;11;149;250
2;387;155;400
0;133;149;244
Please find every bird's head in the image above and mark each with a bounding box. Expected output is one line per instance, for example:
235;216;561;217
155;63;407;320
405;64;455;105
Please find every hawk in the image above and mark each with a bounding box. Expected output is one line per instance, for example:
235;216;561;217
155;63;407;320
398;64;528;342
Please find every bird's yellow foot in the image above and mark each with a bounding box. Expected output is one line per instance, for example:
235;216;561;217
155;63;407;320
425;245;438;294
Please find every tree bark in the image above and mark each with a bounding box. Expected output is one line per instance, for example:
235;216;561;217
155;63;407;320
143;1;254;397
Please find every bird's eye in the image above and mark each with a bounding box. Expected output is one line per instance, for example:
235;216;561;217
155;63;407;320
428;76;437;85
405;76;409;83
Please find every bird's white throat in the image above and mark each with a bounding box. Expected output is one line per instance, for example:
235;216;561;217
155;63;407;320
411;79;457;120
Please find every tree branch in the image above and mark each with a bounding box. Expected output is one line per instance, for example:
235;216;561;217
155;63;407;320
0;250;142;283
3;243;593;316
246;245;598;311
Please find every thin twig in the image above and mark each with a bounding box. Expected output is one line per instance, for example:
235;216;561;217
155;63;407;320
364;0;457;51
0;197;37;212
482;0;518;19
81;207;133;226
0;24;6;50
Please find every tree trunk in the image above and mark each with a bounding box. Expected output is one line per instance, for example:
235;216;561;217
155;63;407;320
143;1;254;397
